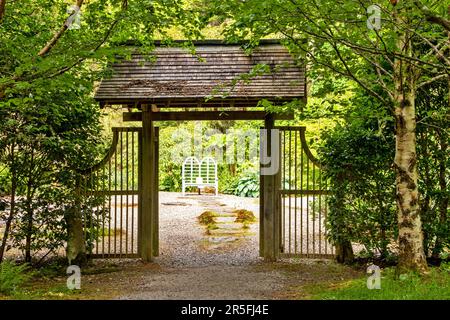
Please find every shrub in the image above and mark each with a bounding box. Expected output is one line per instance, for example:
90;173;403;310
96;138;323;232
0;261;32;295
319;109;397;259
234;209;256;229
320;86;450;261
227;172;260;198
160;163;182;192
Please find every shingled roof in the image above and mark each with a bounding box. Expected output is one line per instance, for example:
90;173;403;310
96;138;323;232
94;41;306;107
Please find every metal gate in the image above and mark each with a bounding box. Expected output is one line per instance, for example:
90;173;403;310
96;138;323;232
278;127;334;258
79;127;159;259
80;127;141;258
81;125;330;260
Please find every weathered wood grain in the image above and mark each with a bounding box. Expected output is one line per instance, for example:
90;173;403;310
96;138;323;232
95;42;306;107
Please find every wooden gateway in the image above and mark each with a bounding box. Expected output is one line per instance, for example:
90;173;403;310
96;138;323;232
87;40;333;262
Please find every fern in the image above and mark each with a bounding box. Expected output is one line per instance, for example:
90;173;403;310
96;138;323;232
0;261;32;295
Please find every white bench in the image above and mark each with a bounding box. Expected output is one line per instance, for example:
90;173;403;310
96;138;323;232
182;156;218;196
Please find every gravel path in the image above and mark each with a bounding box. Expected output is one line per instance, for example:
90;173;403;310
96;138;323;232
119;192;285;300
4;192;350;299
112;192;355;300
118;265;287;300
157;192;260;268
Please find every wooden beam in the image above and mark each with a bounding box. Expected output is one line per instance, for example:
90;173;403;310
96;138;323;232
99;98;304;109
153;127;159;257
123;111;294;122
140;105;155;262
262;114;281;262
259;157;265;258
137;130;143;257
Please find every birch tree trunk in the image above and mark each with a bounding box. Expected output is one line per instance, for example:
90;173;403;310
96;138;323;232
393;16;428;272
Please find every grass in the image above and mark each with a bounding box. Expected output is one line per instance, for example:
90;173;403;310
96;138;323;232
7;284;81;300
198;211;220;235
309;263;450;300
0;259;127;300
197;211;218;225
0;261;33;295
233;209;256;230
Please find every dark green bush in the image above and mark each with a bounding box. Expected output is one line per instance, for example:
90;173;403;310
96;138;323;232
416;80;450;258
225;172;260;198
320;108;397;258
320;82;449;261
160;163;182;192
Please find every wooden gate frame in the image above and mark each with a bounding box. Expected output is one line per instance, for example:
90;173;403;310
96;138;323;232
81;125;159;259
259;124;334;261
136;109;295;262
277;126;334;258
91;40;308;262
83;110;333;262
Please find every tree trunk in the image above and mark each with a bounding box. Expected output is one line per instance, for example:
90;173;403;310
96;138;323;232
65;179;87;266
24;149;34;263
393;21;428;273
336;240;354;264
333;174;354;264
24;207;33;263
0;183;15;264
0;145;16;263
66;209;87;266
432;131;449;258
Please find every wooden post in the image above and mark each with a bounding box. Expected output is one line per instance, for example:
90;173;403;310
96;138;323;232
137;130;143;257
153;127;159;257
262;114;281;261
259;159;265;257
141;105;155;262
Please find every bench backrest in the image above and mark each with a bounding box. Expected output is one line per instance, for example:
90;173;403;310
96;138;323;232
199;157;217;184
182;156;200;184
182;156;217;184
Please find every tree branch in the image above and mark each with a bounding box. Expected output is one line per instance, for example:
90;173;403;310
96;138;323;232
48;16;121;78
425;12;450;32
0;0;6;23
414;0;450;32
417;73;448;89
331;41;389;104
38;0;84;57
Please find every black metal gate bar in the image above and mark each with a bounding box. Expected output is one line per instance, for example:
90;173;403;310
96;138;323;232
277;126;335;258
81;127;142;259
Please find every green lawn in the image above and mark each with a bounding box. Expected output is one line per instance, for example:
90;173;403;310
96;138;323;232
310;263;450;300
